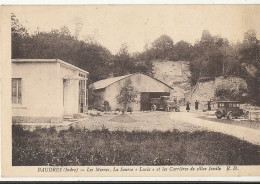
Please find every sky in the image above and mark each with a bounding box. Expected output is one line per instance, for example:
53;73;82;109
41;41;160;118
12;5;260;54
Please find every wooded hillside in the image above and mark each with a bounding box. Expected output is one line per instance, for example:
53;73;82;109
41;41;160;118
11;14;260;105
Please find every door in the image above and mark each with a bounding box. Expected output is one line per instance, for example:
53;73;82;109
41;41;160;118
140;93;150;111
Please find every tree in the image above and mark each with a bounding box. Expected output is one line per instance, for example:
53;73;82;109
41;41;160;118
113;44;135;76
150;35;174;60
189;30;231;84
11;13;29;58
239;29;259;64
174;40;193;61
116;79;138;113
60;26;71;36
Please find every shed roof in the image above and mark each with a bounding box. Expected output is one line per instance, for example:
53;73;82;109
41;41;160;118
91;74;133;90
90;73;174;90
12;59;89;74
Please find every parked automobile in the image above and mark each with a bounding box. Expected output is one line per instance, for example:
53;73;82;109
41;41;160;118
215;101;249;119
150;96;180;112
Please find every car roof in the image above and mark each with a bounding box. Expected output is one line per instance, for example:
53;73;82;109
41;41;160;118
217;101;240;103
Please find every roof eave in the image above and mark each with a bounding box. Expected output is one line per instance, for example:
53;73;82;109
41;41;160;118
12;59;89;75
57;59;89;74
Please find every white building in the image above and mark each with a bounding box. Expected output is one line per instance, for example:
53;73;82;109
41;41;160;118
12;59;88;123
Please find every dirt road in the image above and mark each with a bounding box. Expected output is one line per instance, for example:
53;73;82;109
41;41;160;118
77;111;260;145
169;112;260;146
76;111;206;132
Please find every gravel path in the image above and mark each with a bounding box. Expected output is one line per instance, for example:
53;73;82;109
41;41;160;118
76;111;206;132
76;111;260;145
169;112;260;146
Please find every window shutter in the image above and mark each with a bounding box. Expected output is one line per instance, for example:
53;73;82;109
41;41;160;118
12;79;17;103
18;79;22;104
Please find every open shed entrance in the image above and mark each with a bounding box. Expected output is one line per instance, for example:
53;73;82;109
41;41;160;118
140;92;170;111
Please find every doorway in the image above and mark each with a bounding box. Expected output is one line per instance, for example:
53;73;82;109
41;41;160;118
140;92;170;111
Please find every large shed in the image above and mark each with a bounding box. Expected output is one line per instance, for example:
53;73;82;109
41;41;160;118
90;73;174;111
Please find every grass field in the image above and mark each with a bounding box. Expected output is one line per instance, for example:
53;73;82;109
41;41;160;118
12;124;260;166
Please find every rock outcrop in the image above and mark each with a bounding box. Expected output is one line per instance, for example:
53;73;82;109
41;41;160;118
153;60;191;98
189;76;248;103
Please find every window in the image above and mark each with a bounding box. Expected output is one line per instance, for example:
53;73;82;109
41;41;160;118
233;103;239;107
219;103;224;107
12;78;22;104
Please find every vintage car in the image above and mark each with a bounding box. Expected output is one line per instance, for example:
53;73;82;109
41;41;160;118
150;96;180;112
215;101;249;119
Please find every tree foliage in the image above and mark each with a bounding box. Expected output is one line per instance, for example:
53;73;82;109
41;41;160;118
116;79;138;112
149;35;174;60
11;13;29;58
113;44;136;76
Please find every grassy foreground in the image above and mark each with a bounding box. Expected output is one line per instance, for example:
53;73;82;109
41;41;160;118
12;125;260;166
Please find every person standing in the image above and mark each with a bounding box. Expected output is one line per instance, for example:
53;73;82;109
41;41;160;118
186;101;190;112
207;101;211;111
195;100;199;110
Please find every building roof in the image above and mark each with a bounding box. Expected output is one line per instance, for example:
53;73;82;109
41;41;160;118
90;73;174;90
91;74;133;90
12;59;89;74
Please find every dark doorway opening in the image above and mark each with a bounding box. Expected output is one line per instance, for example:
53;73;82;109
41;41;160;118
140;92;170;111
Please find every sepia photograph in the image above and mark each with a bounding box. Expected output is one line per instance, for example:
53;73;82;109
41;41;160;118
1;5;260;178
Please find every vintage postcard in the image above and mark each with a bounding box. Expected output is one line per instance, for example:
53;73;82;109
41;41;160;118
1;5;260;179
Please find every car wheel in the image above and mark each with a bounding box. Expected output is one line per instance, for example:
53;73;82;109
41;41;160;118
216;115;222;119
215;110;223;119
151;105;157;111
165;106;170;112
227;112;233;120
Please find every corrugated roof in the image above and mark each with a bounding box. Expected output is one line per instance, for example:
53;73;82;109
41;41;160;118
90;73;174;90
91;74;133;90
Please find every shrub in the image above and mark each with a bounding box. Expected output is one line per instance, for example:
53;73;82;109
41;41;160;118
68;126;74;132
12;127;260;166
12;124;26;136
104;101;109;107
101;125;109;132
127;106;133;112
48;126;56;134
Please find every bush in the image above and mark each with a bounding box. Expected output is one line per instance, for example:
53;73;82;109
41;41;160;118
12;124;25;136
48;126;56;134
104;101;109;107
127;107;133;112
68;126;74;132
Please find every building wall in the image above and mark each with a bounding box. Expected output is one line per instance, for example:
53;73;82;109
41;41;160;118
103;73;173;111
12;62;63;122
12;62;86;123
